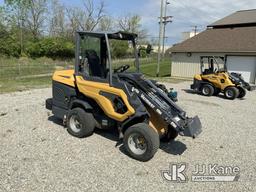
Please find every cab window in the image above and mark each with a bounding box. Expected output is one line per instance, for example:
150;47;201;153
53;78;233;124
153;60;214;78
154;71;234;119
78;35;108;79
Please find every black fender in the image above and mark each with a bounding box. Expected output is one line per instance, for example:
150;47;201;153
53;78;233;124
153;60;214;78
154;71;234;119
191;79;209;90
191;80;215;93
198;82;216;92
69;99;93;111
200;82;213;86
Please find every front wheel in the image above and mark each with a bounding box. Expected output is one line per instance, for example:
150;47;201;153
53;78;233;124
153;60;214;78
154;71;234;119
237;87;246;98
224;87;239;100
124;123;160;162
67;108;95;138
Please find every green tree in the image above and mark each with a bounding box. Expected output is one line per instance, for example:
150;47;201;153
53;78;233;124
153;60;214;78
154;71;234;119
4;0;30;54
66;0;105;39
118;14;147;40
98;16;113;31
0;27;20;57
110;40;129;59
25;37;74;58
49;0;65;37
26;0;48;40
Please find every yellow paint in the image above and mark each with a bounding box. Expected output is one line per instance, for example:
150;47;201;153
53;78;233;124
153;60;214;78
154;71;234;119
201;72;235;90
52;70;135;122
147;107;167;137
75;76;135;122
194;74;202;81
52;70;75;87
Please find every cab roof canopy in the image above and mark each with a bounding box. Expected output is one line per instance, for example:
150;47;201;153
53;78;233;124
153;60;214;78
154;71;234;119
77;31;138;40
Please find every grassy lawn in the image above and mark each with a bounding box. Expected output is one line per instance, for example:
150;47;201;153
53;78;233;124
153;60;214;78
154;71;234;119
0;57;174;93
0;76;52;94
140;59;171;77
113;57;171;77
0;57;73;80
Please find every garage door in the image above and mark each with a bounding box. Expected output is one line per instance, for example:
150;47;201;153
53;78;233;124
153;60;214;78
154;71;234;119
226;56;256;84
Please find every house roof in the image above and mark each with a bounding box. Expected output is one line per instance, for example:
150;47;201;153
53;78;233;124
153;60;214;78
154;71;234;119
170;26;256;53
208;9;256;28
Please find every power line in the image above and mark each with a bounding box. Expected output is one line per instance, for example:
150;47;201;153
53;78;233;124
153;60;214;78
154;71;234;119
174;1;206;19
191;25;198;36
173;0;216;24
162;0;172;57
157;0;173;77
156;0;164;77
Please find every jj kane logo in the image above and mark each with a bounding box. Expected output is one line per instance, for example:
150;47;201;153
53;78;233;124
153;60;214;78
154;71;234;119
161;163;240;182
161;163;188;182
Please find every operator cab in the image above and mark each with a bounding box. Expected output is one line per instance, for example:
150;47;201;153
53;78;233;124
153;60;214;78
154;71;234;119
76;31;140;85
200;56;225;75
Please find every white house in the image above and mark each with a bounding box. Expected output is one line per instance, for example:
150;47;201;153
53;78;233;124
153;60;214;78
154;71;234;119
181;31;199;41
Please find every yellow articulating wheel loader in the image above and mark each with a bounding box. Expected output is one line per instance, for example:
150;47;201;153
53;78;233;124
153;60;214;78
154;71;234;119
46;31;202;161
191;56;251;100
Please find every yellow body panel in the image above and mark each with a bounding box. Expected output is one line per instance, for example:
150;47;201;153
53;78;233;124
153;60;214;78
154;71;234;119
53;70;135;122
76;76;135;122
52;70;75;87
194;72;235;90
194;74;202;81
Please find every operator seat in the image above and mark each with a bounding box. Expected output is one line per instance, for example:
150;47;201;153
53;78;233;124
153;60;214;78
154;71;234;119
203;69;214;75
85;50;104;78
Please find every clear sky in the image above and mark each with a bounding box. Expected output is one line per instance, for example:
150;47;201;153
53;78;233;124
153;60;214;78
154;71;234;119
1;0;256;45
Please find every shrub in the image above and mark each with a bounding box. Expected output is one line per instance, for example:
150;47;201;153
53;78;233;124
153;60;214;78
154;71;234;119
25;37;75;59
111;40;129;59
0;28;20;57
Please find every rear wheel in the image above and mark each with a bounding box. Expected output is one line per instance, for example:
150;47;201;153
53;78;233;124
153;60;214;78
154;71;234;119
124;123;160;162
67;108;95;138
237;87;246;98
224;87;239;100
200;84;214;96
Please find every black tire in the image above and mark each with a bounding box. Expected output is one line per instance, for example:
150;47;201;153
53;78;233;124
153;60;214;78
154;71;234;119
157;84;168;93
224;87;239;100
67;108;95;138
213;88;221;96
161;127;178;142
151;80;168;93
237;87;246;98
200;84;214;96
124;123;160;162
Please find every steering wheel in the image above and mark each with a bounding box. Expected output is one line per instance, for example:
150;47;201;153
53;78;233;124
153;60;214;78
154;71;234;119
114;65;130;73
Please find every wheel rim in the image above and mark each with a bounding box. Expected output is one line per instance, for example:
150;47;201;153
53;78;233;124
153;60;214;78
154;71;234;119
69;115;82;133
202;87;210;95
127;133;147;155
226;90;234;98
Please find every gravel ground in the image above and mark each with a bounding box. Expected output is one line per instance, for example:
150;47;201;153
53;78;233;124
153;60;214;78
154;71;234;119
0;81;256;192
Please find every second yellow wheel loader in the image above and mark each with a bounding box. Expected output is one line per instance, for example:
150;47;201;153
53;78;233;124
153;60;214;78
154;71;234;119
191;56;251;100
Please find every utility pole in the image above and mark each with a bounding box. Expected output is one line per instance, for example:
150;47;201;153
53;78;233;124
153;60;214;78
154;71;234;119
156;0;164;77
192;25;198;36
162;1;172;57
